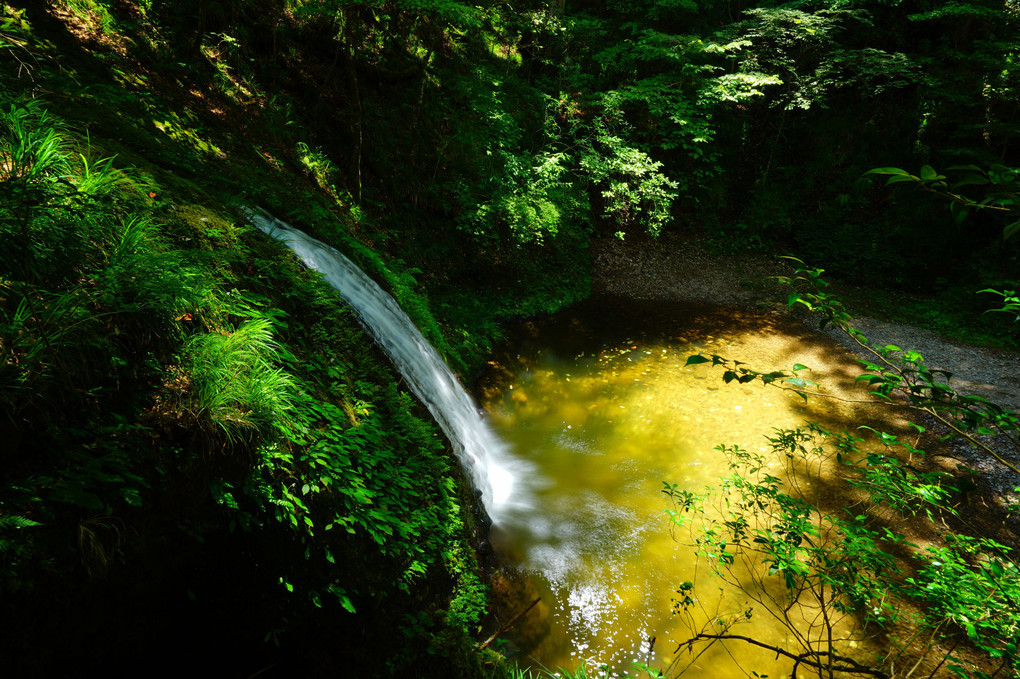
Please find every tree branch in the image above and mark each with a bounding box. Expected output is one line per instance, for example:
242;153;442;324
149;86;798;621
477;598;541;651
678;633;889;678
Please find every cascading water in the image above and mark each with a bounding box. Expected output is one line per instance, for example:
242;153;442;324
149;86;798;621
243;208;532;525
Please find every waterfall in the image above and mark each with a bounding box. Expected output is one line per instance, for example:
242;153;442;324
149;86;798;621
243;208;531;525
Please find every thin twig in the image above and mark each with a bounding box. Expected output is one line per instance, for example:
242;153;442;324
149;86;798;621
477;598;541;651
680;633;889;678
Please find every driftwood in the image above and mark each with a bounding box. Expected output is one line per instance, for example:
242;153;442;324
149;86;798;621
477;598;541;651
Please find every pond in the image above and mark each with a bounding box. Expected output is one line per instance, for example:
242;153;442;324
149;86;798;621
477;296;904;677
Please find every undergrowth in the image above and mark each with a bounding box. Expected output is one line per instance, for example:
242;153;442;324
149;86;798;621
0;45;489;678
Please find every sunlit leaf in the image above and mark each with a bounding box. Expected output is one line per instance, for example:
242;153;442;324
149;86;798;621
865;167;912;176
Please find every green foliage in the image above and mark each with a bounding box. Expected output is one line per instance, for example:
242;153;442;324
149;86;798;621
666;422;1020;678
853;160;1020;342
181;316;296;443
665;426;902;676
460;145;578;245
0;513;41;586
63;0;122;36
561;11;778;207
777;258;1020;468
577;126;678;237
9;0;1019;674
680;262;1020;676
0;98;196;421
687;258;1020;474
296;141;340;197
208;225;489;672
908;535;1020;674
293;0;482;27
0;83;488;675
980;288;1020;322
721;8;918;111
866;163;1020;240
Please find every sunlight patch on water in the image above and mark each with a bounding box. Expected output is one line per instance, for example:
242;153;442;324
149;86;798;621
480;298;895;678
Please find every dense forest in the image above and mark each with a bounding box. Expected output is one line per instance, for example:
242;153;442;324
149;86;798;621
1;0;1018;677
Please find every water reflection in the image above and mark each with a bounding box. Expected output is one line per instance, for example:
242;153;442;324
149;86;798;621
479;297;897;677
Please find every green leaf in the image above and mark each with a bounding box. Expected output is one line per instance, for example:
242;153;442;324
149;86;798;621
951;174;989;188
685;354;710;366
866;167;912;176
1004;220;1020;241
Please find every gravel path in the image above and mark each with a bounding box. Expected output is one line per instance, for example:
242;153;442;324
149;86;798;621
591;233;1020;509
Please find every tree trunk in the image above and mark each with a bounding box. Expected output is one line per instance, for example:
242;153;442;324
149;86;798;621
344;9;363;203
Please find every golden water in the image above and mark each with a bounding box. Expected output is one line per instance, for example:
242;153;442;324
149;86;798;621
479;298;898;678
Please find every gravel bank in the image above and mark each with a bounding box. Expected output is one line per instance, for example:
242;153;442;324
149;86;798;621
591;233;1020;512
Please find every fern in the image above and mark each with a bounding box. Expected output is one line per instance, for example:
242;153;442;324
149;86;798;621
0;514;41;555
0;514;42;531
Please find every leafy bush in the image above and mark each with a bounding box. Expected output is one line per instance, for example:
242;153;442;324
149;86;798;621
666;423;1020;678
181;316;296;444
676;261;1020;677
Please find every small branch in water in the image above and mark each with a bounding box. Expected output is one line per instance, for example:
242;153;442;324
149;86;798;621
677;634;888;678
478;598;541;651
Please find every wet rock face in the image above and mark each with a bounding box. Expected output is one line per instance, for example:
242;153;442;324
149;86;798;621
474;489;493;528
484;567;550;659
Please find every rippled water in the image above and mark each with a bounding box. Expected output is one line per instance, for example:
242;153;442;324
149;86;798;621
479;297;894;677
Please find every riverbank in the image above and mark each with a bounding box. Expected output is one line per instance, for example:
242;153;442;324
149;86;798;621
590;231;1020;521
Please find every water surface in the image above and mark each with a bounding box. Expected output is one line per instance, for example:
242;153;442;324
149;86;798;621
479;297;894;677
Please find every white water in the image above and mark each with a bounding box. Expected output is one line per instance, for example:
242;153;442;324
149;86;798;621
244;208;532;524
